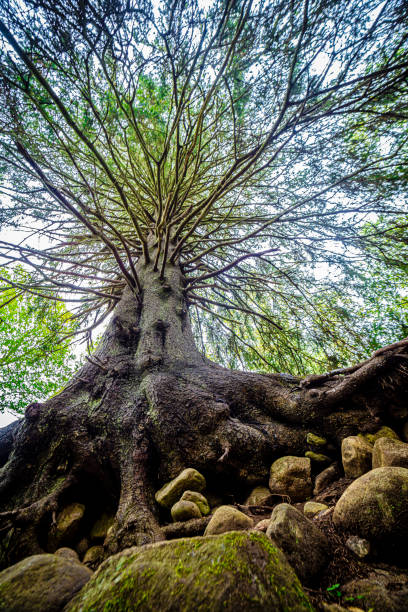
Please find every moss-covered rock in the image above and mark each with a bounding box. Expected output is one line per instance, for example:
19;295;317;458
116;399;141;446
65;531;314;611
204;505;253;535
48;503;85;550
313;463;341;496
266;503;330;584
244;485;273;506
342;570;408;612
372;437;408;469
269;456;312;502
333;467;408;552
0;553;92;612
306;433;327;447
171;500;202;521
180;490;210;515
341;436;372;479
83;545;105;570
55;548;80;563
155;468;206;508
305;451;331;464
303;501;328;518
361;426;399;445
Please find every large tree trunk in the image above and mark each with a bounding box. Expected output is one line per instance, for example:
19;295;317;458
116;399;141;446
1;259;408;569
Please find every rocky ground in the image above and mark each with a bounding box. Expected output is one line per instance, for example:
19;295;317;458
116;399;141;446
1;425;408;611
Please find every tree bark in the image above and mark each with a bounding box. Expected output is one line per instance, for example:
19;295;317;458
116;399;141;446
1;259;408;569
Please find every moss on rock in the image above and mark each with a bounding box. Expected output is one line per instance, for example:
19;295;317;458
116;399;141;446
65;531;314;611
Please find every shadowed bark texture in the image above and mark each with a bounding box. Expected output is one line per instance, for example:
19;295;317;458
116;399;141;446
1;260;408;569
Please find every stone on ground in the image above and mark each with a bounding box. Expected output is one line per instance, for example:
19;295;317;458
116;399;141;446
204;505;253;535
254;519;270;532
372;437;408;469
269;456;312;502
341;436;372;478
82;545;105;570
48;503;86;550
0;553;92;612
180;490;210;515
306;433;327;447
155;468;206;508
342;569;408;612
305;451;331;464
55;548;80;562
171;500;202;522
89;513;114;541
244;485;273;506
303;501;329;518
332;467;408;551
65;532;314;612
266;503;330;584
362;426;399;445
313;463;341;495
345;536;370;559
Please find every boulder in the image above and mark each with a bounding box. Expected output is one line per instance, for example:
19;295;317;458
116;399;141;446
303;501;328;518
83;546;105;569
0;553;92;612
155;468;206;508
180;490;210;515
313;463;341;495
204;506;253;535
332;467;408;552
362;426;399;445
341;436;372;478
89;513;114;541
171;500;202;522
306;433;327;447
266;503;330;584
342;570;408;612
372;437;408;469
244;485;273;506
65;532;314;612
345;536;370;559
55;548;80;563
254;519;270;532
269;456;312;502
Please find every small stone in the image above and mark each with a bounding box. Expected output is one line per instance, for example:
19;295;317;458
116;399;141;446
341;436;372;478
372;437;408;469
90;513;114;541
49;502;86;550
269;456;312;502
362;426;399;445
155;468;206;508
55;547;80;562
244;485;272;506
204;505;253;535
0;553;92;611
313;463;341;495
75;537;89;557
306;433;327;447
305;451;331;463
180;490;210;515
303;501;329;518
346;536;370;558
171;500;202;522
83;545;105;569
253;519;270;532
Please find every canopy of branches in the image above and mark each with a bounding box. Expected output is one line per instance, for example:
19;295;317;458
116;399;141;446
0;0;407;372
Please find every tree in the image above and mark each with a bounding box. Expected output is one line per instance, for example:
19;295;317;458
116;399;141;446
0;0;408;567
0;267;78;413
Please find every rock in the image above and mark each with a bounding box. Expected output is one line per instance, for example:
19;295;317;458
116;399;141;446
180;490;210;515
49;503;85;550
345;536;370;558
372;437;408;469
313;463;341;495
254;519;270;532
75;537;89;558
305;451;331;464
244;485;273;506
65;531;314;612
342;569;408;612
303;501;328;518
341;436;372;478
306;433;327;447
333;467;408;553
0;553;92;612
266;503;330;584
55;548;80;562
362;426;399;445
83;546;105;570
171;500;202;522
89;513;114;541
155;468;206;508
269;456;312;502
204;505;253;535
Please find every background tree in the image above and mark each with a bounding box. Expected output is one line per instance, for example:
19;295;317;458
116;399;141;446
0;0;408;567
0;267;78;414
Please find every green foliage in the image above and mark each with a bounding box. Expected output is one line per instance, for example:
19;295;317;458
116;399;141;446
0;267;78;413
